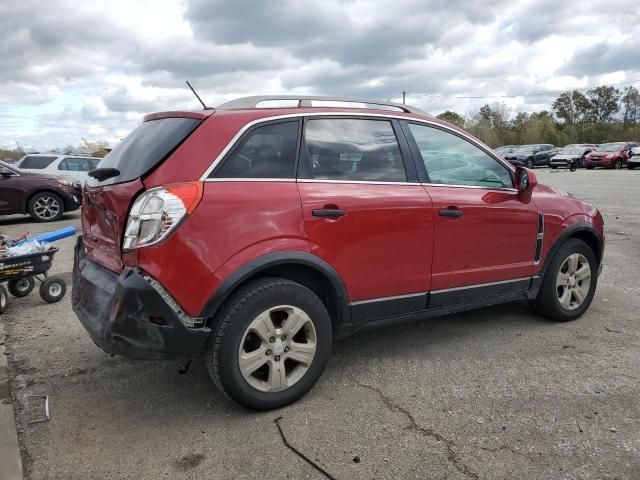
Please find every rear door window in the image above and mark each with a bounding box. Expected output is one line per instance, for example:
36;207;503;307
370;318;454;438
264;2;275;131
89;117;201;186
20;156;57;169
213;121;299;179
301;118;407;182
59;157;94;171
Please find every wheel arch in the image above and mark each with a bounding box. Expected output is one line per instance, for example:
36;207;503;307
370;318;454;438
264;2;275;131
201;251;350;334
540;222;603;277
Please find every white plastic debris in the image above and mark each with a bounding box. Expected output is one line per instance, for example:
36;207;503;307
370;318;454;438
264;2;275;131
6;241;51;257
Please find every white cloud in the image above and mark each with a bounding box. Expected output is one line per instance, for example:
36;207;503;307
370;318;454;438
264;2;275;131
1;0;639;150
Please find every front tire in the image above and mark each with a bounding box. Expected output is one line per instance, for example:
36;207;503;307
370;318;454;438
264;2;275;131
28;192;64;222
530;239;598;322
206;277;332;410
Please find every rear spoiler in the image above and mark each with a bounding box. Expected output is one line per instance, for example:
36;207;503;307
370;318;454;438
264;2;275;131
144;111;214;122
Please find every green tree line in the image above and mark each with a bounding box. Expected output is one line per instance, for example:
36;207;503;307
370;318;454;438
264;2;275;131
437;85;640;148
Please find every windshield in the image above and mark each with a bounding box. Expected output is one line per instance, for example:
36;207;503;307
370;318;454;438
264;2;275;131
89;117;201;186
494;146;514;154
0;161;17;173
597;143;624;152
559;147;583;155
515;145;535;153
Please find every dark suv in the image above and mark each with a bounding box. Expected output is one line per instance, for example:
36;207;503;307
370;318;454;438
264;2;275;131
0;161;82;221
504;144;556;168
72;96;604;410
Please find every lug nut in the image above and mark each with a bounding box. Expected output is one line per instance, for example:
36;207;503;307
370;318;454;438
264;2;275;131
284;347;289;353
269;337;275;343
275;355;280;361
265;349;272;356
281;335;286;341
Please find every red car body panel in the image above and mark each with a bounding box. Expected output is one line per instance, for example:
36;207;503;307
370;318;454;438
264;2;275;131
78;107;604;322
137;181;308;316
81;179;144;272
426;186;539;290
298;182;434;301
529;183;604;265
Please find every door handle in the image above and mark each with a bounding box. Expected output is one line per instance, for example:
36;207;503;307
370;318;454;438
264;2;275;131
312;209;346;218
439;208;463;218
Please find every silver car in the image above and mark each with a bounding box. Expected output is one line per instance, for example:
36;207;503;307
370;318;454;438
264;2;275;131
16;153;101;183
549;146;593;169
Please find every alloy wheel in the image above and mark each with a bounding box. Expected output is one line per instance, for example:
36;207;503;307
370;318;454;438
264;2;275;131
615;160;622;169
238;305;317;393
556;253;591;310
33;196;60;220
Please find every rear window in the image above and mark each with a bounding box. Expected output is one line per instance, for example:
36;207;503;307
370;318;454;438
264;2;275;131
89;117;201;186
20;155;57;169
59;157;95;171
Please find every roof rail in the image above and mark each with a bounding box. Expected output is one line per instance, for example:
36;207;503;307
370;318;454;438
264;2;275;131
217;95;427;114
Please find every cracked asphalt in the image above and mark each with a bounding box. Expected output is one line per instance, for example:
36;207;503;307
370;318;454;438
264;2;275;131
1;168;639;480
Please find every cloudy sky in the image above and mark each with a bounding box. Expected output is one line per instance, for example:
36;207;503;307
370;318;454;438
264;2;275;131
2;0;639;150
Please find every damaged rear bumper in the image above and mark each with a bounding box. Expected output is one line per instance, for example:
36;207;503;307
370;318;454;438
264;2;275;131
72;237;210;360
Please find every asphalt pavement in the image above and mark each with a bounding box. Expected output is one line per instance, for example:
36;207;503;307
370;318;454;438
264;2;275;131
1;168;639;479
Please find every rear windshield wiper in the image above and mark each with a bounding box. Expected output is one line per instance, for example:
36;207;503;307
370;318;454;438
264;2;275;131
88;168;120;182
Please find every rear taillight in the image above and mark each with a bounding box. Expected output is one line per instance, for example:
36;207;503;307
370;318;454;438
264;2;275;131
122;181;203;250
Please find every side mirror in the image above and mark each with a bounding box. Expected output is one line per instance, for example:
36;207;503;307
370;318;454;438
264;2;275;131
515;166;537;191
0;170;12;178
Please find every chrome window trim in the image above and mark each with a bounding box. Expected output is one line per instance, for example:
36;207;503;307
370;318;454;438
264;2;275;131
421;182;518;193
299;179;422;186
203;178;422;186
204;178;296;183
199;111;516;181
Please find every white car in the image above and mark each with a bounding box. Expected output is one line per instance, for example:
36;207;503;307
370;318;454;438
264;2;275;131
628;146;640;170
16;153;101;182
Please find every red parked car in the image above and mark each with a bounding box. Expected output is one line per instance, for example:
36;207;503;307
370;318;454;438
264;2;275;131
72;96;605;410
584;142;638;169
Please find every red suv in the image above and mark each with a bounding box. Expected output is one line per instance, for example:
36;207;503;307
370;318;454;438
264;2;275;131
584;142;638;169
72;96;605;410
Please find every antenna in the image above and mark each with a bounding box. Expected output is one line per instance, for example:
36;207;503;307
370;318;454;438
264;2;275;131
186;81;213;111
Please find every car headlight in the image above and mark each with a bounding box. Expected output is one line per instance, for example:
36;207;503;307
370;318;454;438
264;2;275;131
57;179;73;186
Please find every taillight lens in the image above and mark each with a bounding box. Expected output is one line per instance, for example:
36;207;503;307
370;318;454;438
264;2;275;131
123;182;203;250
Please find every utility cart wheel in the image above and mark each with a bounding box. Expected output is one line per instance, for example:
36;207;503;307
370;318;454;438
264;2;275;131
8;277;35;297
0;285;9;313
39;277;67;303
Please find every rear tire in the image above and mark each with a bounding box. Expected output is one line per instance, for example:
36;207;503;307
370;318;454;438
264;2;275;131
0;286;8;313
550;165;557;169
628;165;636;170
28;192;64;222
586;166;594;170
39;277;66;303
206;277;332;410
8;277;35;297
527;159;534;169
530;239;598;322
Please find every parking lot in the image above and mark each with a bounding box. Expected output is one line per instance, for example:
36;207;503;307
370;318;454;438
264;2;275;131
1;168;639;480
